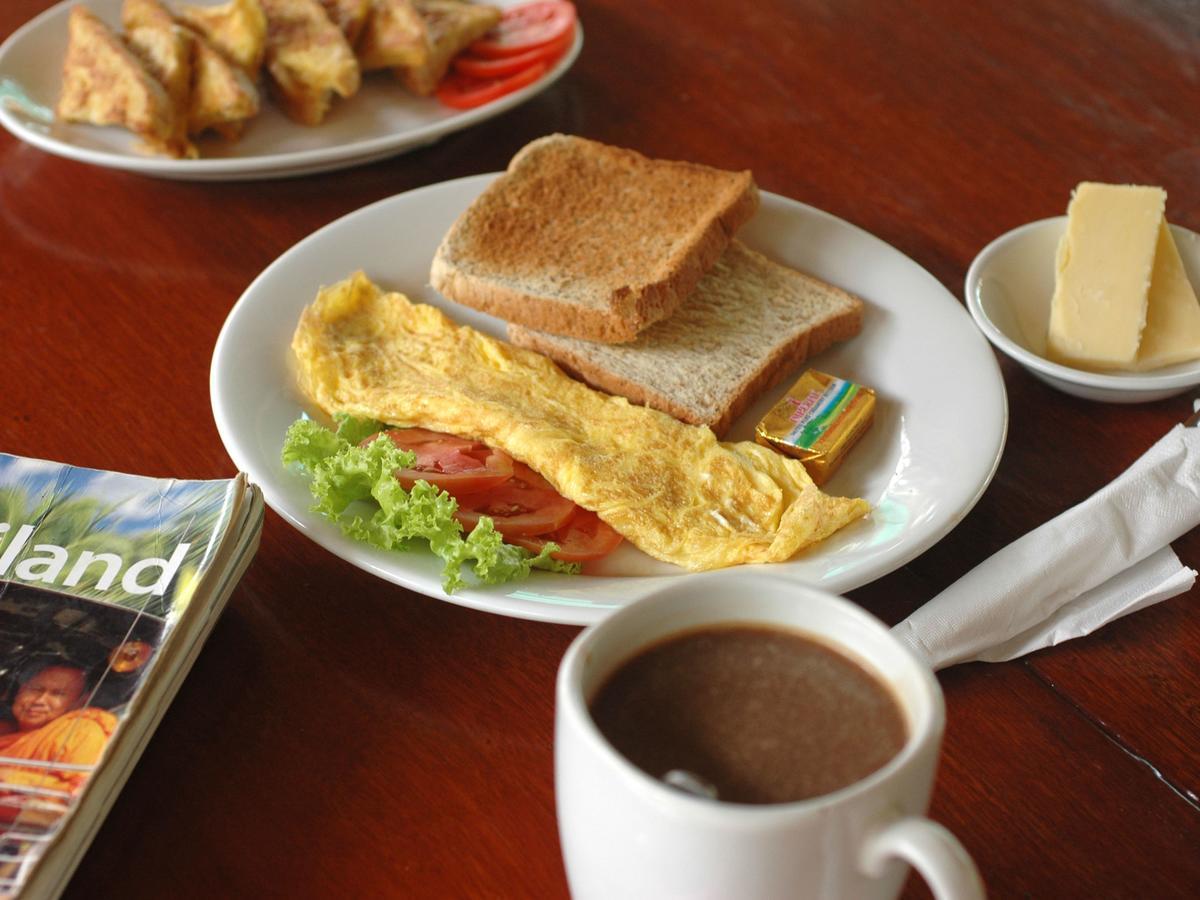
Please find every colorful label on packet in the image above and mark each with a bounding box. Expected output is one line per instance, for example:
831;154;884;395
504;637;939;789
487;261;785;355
756;370;875;484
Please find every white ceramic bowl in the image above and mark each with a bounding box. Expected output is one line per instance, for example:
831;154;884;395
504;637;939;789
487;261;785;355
965;217;1200;403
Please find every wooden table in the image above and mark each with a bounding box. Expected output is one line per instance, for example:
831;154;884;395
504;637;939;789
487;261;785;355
3;0;1199;896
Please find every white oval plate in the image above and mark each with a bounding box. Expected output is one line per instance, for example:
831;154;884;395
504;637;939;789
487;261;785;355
211;175;1009;624
0;0;582;181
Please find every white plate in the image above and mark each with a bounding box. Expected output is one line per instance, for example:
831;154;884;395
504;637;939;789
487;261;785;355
210;174;1009;624
0;0;582;181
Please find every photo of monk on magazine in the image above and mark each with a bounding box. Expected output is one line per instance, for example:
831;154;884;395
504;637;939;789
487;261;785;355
0;582;165;825
0;659;117;799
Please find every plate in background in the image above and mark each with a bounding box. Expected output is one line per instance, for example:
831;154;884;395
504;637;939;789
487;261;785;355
0;0;582;180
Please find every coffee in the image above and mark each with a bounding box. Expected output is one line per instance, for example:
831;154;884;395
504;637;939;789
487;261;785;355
589;624;907;804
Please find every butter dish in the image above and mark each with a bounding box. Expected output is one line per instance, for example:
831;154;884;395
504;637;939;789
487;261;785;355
965;217;1200;403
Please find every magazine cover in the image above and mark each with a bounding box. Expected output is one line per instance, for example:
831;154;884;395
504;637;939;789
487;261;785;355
0;453;253;897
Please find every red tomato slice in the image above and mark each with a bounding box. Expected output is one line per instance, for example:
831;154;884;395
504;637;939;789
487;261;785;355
453;462;577;537
436;61;548;110
368;429;515;495
513;508;623;562
468;1;576;60
453;26;573;79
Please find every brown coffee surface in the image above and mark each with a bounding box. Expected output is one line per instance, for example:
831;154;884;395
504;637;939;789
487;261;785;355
589;624;907;804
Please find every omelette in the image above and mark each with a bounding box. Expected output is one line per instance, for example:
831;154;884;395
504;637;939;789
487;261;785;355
291;272;870;570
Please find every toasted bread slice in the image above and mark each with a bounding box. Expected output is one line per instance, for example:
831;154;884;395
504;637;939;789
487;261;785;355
431;134;761;343
506;241;865;436
261;0;361;125
56;6;178;146
187;31;261;137
356;0;427;70
125;23;198;157
177;0;268;79
396;0;499;95
320;0;373;45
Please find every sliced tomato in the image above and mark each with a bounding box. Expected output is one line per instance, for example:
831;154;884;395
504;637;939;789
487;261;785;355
468;1;576;59
453;26;573;79
453;462;577;537
436;61;548;110
513;508;623;562
367;429;515;496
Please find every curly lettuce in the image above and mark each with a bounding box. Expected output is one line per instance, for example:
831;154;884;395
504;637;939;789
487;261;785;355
281;414;578;592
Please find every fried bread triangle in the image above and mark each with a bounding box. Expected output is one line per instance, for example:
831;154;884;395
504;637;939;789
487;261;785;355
56;6;177;144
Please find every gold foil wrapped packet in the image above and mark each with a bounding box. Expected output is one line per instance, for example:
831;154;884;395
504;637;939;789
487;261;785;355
755;370;875;484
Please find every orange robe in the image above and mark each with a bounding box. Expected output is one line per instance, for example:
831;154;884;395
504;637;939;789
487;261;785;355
0;709;118;796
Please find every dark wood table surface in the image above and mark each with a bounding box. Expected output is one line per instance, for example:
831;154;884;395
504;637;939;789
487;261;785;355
3;0;1199;896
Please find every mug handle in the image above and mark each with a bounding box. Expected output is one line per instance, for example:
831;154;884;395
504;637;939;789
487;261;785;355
860;817;986;899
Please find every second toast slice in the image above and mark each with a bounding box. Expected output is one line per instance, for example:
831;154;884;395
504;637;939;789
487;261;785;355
506;240;865;436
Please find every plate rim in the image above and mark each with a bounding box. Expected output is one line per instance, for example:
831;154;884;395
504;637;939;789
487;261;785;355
0;0;583;180
211;173;1009;624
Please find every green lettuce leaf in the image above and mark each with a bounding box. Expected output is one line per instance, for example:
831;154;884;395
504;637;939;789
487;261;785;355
333;412;385;446
281;416;578;592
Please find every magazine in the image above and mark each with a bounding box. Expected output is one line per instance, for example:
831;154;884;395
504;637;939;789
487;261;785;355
0;453;263;899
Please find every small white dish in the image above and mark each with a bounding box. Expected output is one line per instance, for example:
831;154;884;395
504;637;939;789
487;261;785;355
965;217;1200;403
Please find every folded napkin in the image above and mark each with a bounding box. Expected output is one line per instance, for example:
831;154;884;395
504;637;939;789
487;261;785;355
893;418;1200;670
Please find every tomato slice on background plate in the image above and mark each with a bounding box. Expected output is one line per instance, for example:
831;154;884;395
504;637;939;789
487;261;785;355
437;1;575;109
514;509;624;562
453;462;578;537
435;61;549;110
453;27;573;79
468;1;576;59
369;429;515;495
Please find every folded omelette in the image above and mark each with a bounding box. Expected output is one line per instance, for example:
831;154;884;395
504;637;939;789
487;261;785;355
291;272;870;571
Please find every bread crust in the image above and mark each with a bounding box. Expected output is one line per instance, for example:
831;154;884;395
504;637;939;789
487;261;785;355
430;134;760;343
507;242;864;436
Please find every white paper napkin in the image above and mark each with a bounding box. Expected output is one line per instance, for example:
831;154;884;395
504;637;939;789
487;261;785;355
893;420;1200;671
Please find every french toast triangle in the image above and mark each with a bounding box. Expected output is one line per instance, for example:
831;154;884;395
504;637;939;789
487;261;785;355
122;0;197;157
122;0;176;31
124;23;198;158
397;0;502;96
177;0;269;80
56;6;179;146
260;0;361;125
356;0;429;71
186;31;261;139
319;0;373;46
120;0;260;145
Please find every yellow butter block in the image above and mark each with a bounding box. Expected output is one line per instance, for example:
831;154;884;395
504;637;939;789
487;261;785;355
1047;182;1200;372
1047;182;1164;370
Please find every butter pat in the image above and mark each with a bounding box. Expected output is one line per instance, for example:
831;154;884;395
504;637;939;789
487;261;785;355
1047;183;1165;370
755;369;874;485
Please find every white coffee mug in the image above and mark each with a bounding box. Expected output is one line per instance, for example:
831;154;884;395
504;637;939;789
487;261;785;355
554;570;985;900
